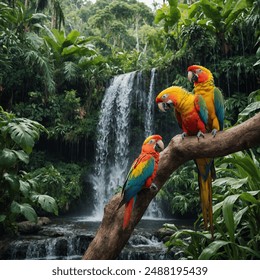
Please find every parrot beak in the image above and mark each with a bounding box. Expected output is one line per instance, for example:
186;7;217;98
155;140;164;152
157;102;167;112
157;101;173;112
188;71;198;83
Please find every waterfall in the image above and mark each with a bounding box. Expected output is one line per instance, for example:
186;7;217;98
90;70;163;220
144;68;156;137
91;72;135;219
143;68;163;218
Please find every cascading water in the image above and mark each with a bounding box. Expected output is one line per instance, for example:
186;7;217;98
90;69;163;220
91;72;135;219
144;68;156;138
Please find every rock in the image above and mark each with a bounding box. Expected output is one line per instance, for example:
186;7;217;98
17;221;41;234
37;217;51;226
154;227;175;242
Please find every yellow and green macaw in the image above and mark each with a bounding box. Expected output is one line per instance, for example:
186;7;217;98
187;65;225;236
118;135;164;230
187;65;225;136
156;86;215;237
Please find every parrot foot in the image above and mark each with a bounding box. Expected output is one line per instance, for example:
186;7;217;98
150;183;158;192
181;132;187;140
197;131;205;139
211;129;218;137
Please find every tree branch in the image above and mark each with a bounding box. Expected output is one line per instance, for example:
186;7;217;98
83;113;260;260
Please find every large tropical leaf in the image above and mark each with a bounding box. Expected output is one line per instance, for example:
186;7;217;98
0;148;18;167
11;201;37;223
0;148;29;167
225;0;249;27
200;0;222;29
62;30;81;47
7;118;46;154
238;101;260;122
31;194;58;215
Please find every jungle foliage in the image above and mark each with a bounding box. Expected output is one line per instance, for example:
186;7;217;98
0;0;259;260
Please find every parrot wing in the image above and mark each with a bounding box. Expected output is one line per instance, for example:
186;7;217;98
121;154;155;204
214;87;225;130
194;95;208;126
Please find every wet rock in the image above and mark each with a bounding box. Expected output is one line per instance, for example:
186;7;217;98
154;227;175;242
38;217;51;226
40;228;64;237
17;221;41;234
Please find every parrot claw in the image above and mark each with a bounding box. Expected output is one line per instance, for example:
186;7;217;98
197;131;205;139
150;183;158;192
211;129;218;137
181;132;187;140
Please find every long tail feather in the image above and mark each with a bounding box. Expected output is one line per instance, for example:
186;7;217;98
123;197;135;230
195;158;214;238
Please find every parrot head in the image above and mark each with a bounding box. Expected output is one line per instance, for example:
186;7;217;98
156;86;189;112
142;134;164;153
187;65;213;85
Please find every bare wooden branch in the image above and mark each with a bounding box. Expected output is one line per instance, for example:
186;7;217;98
83;113;260;260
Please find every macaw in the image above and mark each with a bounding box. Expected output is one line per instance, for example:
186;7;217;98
156;86;215;237
187;65;225;136
118;134;164;230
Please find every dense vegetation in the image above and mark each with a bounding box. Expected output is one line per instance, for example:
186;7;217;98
0;0;259;258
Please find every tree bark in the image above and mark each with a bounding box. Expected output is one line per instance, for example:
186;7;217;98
83;113;260;260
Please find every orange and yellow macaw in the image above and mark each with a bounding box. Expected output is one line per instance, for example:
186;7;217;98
156;86;215;237
118;135;164;230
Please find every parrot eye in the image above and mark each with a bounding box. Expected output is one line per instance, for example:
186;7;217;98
148;139;155;144
196;69;202;74
162;94;168;100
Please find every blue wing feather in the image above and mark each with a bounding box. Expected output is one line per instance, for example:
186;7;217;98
122;156;155;203
214;87;225;130
195;95;208;125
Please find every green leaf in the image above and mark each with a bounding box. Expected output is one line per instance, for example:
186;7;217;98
200;0;222;28
168;0;178;7
0;148;17;167
3;172;20;190
239;192;259;204
237;244;260;259
0;215;6;222
19;180;31;196
199;240;230;260
11;201;37;223
238;101;260;122
223;194;240;242
13;150;29;164
213;177;248;189
31;194;58;215
63;30;80;47
7;118;44;154
234;206;248;229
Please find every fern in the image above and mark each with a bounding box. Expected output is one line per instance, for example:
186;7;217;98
24;50;55;94
63;61;80;82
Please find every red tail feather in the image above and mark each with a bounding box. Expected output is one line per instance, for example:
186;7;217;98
123;197;135;230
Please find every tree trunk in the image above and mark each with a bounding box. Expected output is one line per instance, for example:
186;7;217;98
83;113;260;260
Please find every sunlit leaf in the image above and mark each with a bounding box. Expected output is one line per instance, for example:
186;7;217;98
31;194;58;215
223;194;240;242
199;240;230;260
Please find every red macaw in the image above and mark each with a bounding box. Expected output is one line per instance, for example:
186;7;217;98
187;65;225;136
156;86;215;237
118;135;164;230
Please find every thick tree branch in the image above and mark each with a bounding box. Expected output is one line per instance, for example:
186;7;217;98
83;113;260;260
